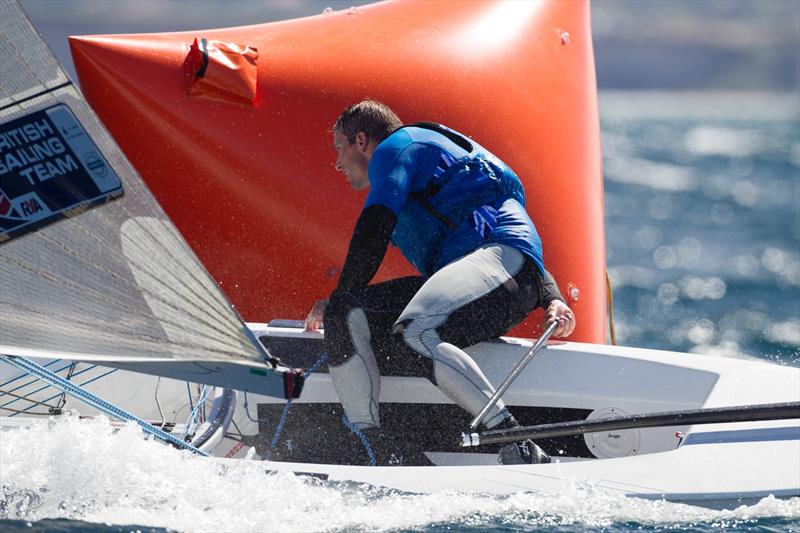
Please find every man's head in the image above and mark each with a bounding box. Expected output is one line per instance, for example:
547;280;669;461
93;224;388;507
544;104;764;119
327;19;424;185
332;100;402;191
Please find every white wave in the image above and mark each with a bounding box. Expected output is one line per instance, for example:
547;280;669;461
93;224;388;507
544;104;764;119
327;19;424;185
607;266;658;289
2;416;798;532
600;91;800;122
685;126;765;157
679;275;727;300
762;247;800;286
604;157;697;191
765;319;800;347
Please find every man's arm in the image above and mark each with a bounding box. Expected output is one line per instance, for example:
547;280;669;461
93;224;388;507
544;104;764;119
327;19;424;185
540;269;576;338
541;269;565;308
331;204;397;299
305;204;397;331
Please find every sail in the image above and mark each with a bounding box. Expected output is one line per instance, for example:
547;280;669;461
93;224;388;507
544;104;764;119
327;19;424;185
0;0;296;399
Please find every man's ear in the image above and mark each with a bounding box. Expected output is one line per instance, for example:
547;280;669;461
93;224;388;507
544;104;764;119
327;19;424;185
355;131;369;151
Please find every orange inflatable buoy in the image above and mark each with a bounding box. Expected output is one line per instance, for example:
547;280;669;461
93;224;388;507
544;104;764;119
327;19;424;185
70;0;606;343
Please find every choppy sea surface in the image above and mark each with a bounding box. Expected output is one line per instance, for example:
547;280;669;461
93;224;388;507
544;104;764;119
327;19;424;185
602;92;799;365
2;91;799;532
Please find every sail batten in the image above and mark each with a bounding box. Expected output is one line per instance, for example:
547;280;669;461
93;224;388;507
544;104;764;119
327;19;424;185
0;0;289;399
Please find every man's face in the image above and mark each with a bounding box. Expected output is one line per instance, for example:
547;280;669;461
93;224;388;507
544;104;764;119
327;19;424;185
333;130;371;191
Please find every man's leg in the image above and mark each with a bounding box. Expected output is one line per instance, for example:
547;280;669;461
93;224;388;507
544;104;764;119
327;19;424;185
324;277;424;430
393;244;549;463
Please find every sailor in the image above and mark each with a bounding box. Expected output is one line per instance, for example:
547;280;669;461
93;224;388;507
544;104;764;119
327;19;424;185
305;100;576;465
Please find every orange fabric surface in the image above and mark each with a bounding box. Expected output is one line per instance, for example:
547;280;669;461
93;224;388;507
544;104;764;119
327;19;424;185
70;0;606;342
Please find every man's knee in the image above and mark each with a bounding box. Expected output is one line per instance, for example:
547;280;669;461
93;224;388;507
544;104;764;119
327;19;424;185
391;318;437;384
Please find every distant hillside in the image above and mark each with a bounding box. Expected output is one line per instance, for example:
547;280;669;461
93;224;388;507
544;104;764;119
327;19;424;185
19;0;800;92
592;0;800;90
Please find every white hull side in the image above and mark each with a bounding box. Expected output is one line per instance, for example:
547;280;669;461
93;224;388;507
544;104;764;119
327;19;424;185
250;434;799;507
3;322;798;506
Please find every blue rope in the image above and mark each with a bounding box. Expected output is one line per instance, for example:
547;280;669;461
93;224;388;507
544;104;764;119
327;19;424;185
341;414;377;466
7;367;118;418
1;361;83;410
303;353;330;377
1;355;207;456
266;398;294;460
3;362;91;414
77;368;117;388
0;358;63;388
266;353;328;461
183;385;209;440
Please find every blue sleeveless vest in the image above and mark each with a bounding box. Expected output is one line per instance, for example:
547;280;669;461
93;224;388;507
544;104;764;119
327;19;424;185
382;124;542;276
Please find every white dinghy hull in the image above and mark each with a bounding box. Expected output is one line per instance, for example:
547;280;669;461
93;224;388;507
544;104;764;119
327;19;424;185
2;321;798;508
222;321;800;509
255;434;799;507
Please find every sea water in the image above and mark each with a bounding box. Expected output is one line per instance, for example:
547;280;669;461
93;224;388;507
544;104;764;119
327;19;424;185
1;92;799;532
601;92;799;366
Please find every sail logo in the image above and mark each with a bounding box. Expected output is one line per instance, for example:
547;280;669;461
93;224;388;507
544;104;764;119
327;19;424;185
19;196;44;217
84;152;107;177
0;104;123;242
9;192;51;222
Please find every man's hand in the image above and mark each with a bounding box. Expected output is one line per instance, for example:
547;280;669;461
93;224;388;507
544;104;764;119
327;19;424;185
544;299;576;338
305;299;329;331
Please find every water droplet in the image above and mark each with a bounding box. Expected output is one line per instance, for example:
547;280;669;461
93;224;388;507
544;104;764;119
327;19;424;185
653;246;677;269
732;180;758;207
634;225;662;250
566;283;579;302
710;202;734;226
765;319;800;346
657;283;679;305
687;319;715;344
679;276;726;300
677;236;702;266
762;247;787;273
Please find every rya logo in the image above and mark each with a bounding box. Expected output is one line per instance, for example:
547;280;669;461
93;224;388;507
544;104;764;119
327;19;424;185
20;197;44;217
